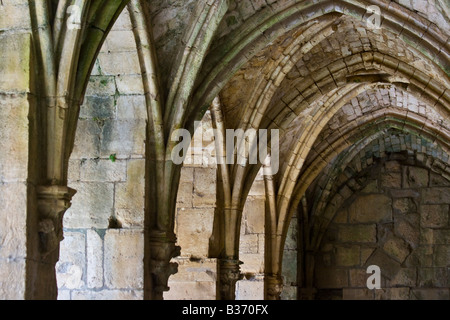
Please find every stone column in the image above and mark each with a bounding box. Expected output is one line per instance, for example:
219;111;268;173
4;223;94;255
30;185;76;299
147;230;181;300
265;273;284;300
217;259;242;300
37;185;76;257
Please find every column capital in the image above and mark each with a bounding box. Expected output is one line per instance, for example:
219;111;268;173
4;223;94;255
265;273;284;300
37;185;76;256
148;229;181;299
218;258;243;300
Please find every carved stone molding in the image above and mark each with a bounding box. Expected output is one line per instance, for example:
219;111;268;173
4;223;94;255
37;185;76;257
265;273;284;300
218;259;243;300
148;230;181;300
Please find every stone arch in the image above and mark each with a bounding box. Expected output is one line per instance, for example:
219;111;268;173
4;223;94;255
191;0;450;127
301;149;450;300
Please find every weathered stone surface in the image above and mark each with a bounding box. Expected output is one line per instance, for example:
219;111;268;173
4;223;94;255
101;120;146;157
375;287;410;300
403;166;429;188
64;182;114;229
383;237;411;263
72;290;143;300
5;0;450;301
177;182;194;207
342;288;374;300
115;74;145;95
418;267;448;287
248;180;266;196
192;168;216;208
422;188;450;204
394;218;420;246
385;161;401;172
366;250;401;280
430;173;450;187
98;51;141;75
116;95;147;120
334;208;348;223
361;180;378;193
381;172;402;189
0;95;30;182
85;76;116;96
433;230;450;245
338;225;377;243
115;159;145;227
86;230;104;289
57;232;86;290
104;229;144;290
405;245;434;267
282;250;297;285
71;120;102;159
240;253;264;274
177;208;214;258
420;205;449;228
281;285;297;300
243;198;265;234
80;159;127;182
102;30;137;52
0;183;27;259
349;268;370;287
168;259;217;283
236;279;264;300
0;258;26;300
80;96;116;120
433;245;450;267
393;198;417;214
0;4;31;31
165;282;216;300
240;234;259;254
391;268;417;287
335;246;360;267
284;217;297;251
57;290;71;300
410;289;450;300
0;34;30;92
348;194;392;223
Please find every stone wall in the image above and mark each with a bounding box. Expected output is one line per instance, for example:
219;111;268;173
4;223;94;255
57;31;298;298
313;157;450;300
0;0;36;299
57;11;146;300
165;111;298;300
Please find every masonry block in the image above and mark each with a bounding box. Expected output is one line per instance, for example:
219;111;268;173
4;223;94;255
348;194;392;223
104;229;144;290
64;182;114;229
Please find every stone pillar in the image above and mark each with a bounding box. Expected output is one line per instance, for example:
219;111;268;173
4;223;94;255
147;230;181;300
265;273;284;300
37;185;76;257
217;259;242;300
26;185;76;300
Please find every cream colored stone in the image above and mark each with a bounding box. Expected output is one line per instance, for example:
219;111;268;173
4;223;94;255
177;208;214;258
64;182;114;229
0;34;30;92
104;229;144;290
